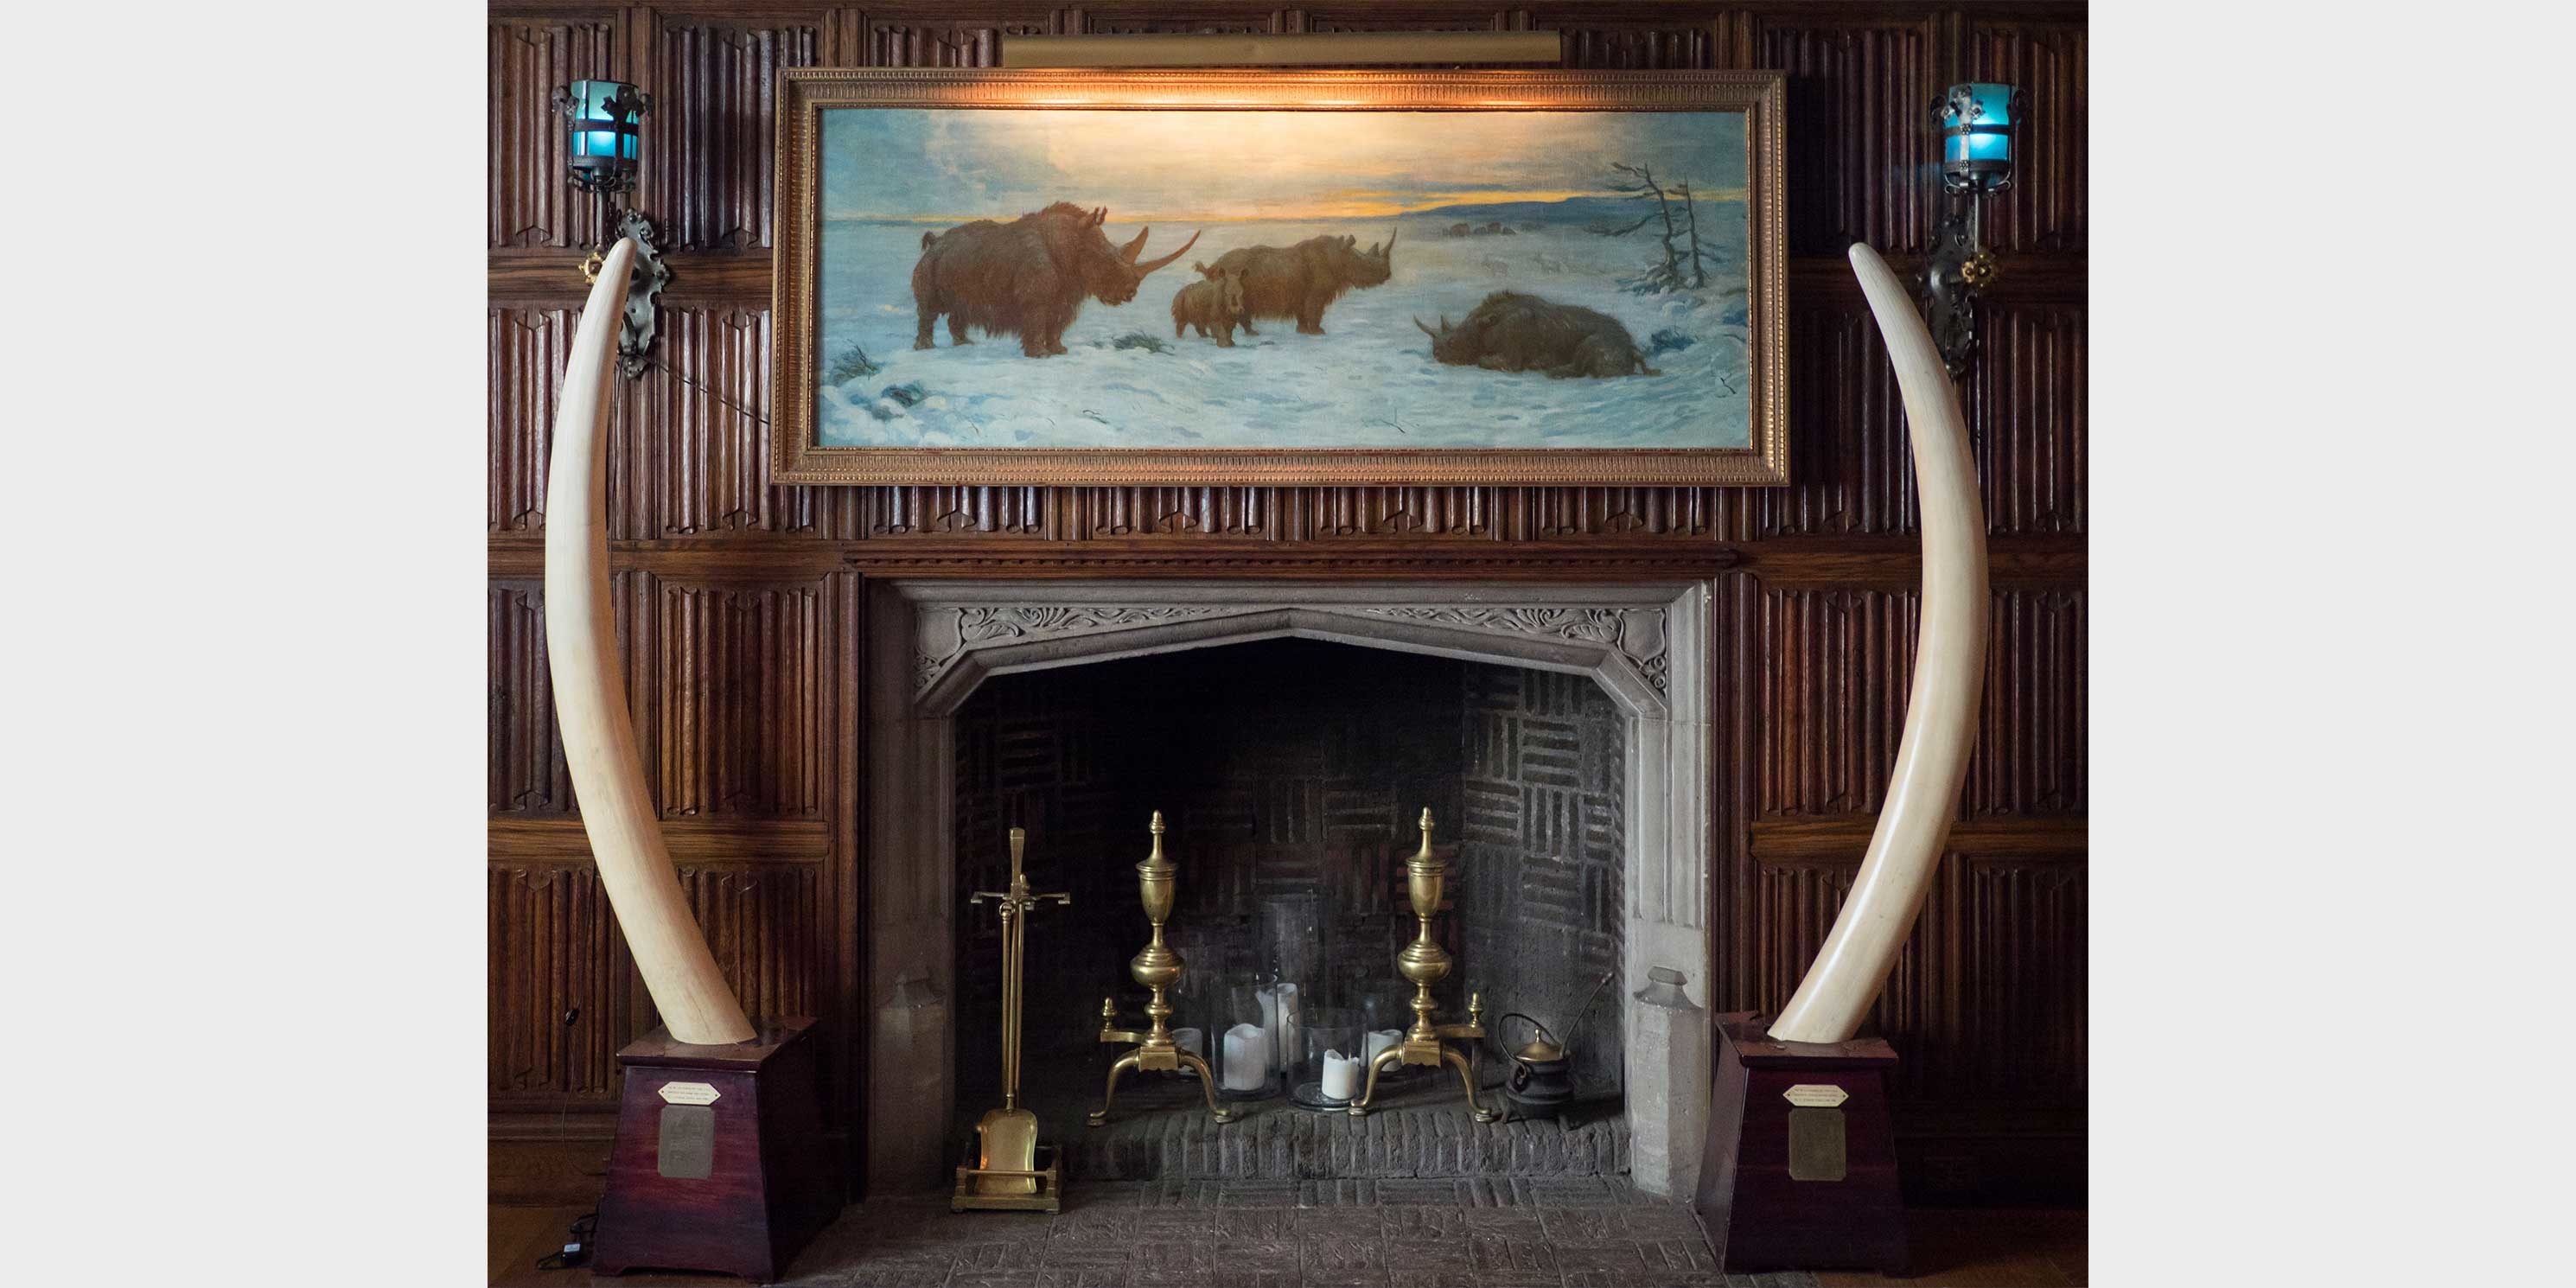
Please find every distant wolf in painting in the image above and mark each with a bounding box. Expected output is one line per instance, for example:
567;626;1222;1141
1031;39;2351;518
910;202;1200;358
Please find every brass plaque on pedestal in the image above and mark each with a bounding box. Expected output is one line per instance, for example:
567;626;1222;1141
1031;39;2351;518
1786;1106;1846;1182
657;1105;715;1179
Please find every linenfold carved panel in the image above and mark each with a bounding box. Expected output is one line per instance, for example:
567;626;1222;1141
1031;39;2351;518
1968;303;2088;536
647;19;823;252
1969;18;2088;254
489;581;570;813
1557;22;1714;70
1762;588;2088;818
866;18;1042;67
488;864;633;1104
677;864;824;1025
653;580;827;817
490;17;617;249
1751;13;1941;256
624;308;863;539
490;309;575;534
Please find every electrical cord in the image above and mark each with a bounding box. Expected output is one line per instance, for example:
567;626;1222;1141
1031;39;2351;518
534;1211;598;1272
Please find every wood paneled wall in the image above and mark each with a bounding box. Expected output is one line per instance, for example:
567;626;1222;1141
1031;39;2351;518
487;0;2088;1204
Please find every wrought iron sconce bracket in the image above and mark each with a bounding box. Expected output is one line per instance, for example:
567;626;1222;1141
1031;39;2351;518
1919;82;2021;377
552;81;671;379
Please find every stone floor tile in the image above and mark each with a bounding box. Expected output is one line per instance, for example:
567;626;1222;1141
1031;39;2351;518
817;1253;955;1288
1555;1239;1652;1274
1540;1205;1623;1240
946;1239;1049;1272
1621;1204;1709;1240
1302;1232;1392;1279
1418;1274;1560;1288
1469;1230;1563;1275
1381;1205;1537;1240
1046;1204;1141;1242
1382;1236;1476;1272
1037;1239;1132;1271
1290;1203;1384;1238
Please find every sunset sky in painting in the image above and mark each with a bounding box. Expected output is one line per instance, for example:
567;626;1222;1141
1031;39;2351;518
821;109;1744;224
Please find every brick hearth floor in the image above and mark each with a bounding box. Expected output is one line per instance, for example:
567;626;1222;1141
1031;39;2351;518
761;1176;1809;1288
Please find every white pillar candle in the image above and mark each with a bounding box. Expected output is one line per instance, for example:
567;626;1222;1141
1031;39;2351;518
1258;983;1301;1073
1322;1049;1363;1101
1366;1028;1404;1063
1221;1023;1267;1092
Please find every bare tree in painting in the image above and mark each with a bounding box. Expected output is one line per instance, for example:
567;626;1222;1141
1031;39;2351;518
1589;162;1720;293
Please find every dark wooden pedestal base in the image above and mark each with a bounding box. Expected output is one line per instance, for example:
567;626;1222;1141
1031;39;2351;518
1694;1011;1908;1276
594;1018;842;1282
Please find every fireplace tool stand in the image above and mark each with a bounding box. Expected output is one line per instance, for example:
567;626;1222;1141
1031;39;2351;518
953;827;1070;1212
1349;808;1498;1122
1091;812;1235;1126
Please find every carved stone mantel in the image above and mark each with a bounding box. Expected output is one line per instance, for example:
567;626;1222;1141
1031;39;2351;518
866;578;1714;1198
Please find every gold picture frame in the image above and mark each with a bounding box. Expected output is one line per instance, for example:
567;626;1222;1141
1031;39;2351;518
771;68;1789;487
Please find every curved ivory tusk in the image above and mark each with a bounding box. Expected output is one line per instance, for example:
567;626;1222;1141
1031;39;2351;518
543;238;757;1047
1767;245;1990;1045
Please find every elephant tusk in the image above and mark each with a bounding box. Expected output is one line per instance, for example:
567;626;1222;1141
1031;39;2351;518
1766;244;1990;1045
542;237;757;1048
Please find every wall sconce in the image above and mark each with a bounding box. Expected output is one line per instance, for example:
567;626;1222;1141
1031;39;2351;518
550;80;670;378
1922;81;2021;377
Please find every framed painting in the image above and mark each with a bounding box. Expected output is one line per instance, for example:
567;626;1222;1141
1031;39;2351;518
771;69;1788;486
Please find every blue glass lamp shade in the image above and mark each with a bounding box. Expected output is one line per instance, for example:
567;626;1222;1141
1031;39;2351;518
555;80;646;194
1935;82;2019;194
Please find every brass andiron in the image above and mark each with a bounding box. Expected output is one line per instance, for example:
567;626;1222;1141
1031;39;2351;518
953;826;1071;1210
1090;812;1235;1126
1350;808;1498;1121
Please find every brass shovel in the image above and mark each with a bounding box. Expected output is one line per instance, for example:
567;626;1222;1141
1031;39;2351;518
969;828;1067;1195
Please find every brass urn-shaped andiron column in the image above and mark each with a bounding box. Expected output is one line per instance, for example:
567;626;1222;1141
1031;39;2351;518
953;827;1071;1212
1349;808;1498;1121
1091;812;1235;1126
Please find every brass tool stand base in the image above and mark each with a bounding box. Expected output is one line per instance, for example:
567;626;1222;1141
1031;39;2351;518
952;1145;1063;1214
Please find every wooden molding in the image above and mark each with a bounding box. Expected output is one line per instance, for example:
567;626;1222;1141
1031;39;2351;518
1750;813;2087;864
489;815;833;864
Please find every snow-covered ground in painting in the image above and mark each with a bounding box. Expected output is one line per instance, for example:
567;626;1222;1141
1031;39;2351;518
814;209;1751;450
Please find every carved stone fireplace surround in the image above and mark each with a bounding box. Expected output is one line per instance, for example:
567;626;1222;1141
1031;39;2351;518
865;579;1713;1198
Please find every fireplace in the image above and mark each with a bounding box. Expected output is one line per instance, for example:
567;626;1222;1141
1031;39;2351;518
864;580;1712;1197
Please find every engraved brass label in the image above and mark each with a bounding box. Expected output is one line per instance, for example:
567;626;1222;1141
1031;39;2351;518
657;1105;715;1180
1787;1106;1846;1182
657;1080;721;1106
1784;1082;1848;1107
